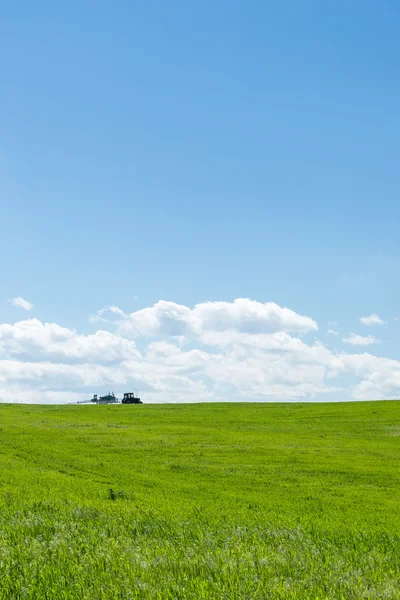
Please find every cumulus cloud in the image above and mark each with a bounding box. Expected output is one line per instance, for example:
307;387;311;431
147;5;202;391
359;314;385;326
326;329;339;336
9;297;33;311
0;319;140;363
194;299;317;335
0;298;399;403
98;298;318;340
342;333;380;346
329;353;400;400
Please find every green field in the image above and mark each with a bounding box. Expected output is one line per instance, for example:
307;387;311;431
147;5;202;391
0;401;399;599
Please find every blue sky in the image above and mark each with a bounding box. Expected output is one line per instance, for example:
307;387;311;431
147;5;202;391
1;2;400;403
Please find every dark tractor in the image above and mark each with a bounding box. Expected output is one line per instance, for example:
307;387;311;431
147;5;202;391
122;392;142;404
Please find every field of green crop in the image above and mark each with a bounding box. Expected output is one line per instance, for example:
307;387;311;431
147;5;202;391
0;401;399;599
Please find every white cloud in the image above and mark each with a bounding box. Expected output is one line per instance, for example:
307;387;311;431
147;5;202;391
0;319;140;363
359;313;385;326
330;353;400;400
326;329;339;336
99;298;318;339
194;299;317;335
342;333;380;346
1;298;400;404
9;297;33;311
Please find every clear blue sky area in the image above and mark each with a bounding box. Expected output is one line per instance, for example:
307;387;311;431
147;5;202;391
1;2;400;402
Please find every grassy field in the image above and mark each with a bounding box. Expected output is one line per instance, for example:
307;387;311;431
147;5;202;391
0;401;399;599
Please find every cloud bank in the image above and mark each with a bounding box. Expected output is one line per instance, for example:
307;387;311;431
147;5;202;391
1;298;399;404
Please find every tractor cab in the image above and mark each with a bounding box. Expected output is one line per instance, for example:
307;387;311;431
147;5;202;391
122;392;142;404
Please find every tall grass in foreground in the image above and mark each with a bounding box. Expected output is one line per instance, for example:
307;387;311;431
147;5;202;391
0;401;399;598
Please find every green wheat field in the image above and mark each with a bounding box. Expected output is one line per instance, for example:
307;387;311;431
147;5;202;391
0;401;399;599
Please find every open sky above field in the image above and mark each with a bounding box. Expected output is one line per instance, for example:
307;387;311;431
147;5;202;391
1;2;400;403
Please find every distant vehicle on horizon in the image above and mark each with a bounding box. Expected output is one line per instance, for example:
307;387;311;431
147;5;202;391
90;392;118;404
121;392;142;404
79;392;143;405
